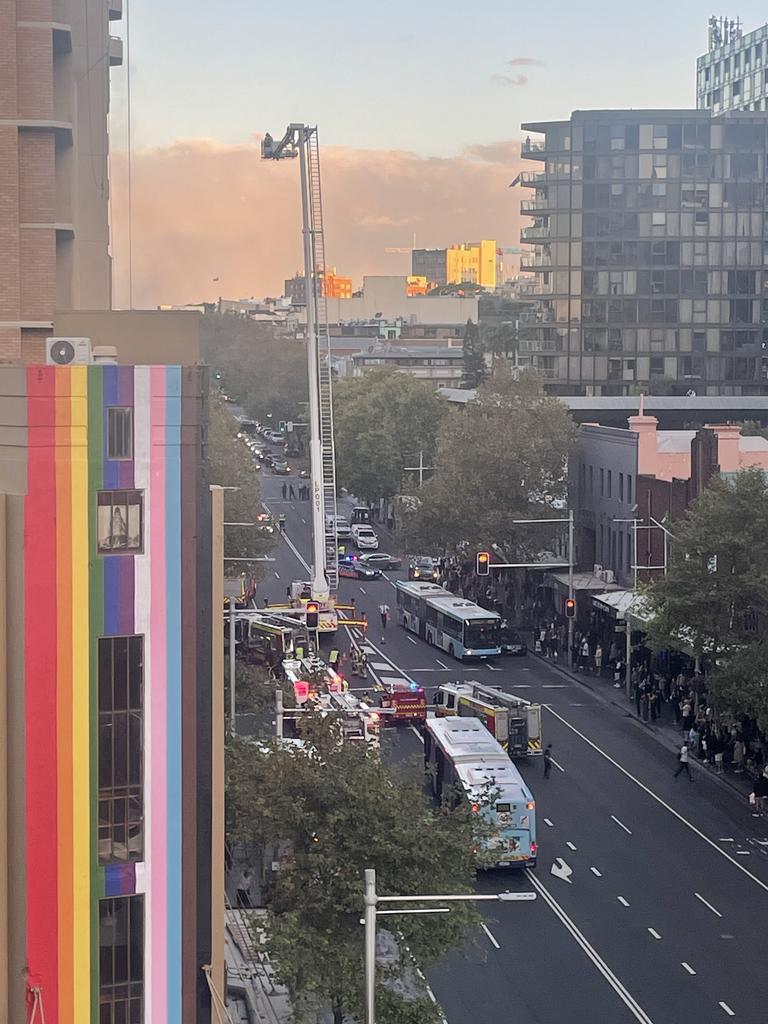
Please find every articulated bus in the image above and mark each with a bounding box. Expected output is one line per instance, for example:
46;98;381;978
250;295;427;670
423;716;537;869
394;581;501;660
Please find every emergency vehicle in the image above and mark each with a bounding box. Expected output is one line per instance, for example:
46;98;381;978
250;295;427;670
375;678;428;726
263;580;339;636
281;653;381;747
433;681;543;758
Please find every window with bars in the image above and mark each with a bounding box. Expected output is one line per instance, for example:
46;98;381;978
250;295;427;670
107;408;133;460
97;491;143;554
98;636;143;864
99;896;144;1024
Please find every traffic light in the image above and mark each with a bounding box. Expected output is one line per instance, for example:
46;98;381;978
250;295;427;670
306;601;319;629
278;420;287;433
476;550;490;576
565;598;576;618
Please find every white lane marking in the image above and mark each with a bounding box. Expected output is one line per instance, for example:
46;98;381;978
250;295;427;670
550;859;573;883
274;571;280;579
526;871;655;1024
566;841;577;851
694;892;723;918
486;663;501;671
719;1002;735;1016
648;928;661;940
719;838;734;843
681;962;696;976
435;659;448;669
544;818;554;828
542;684;568;689
481;923;501;949
611;815;633;836
544;704;768;896
551;756;565;773
590;867;602;878
511;684;532;688
407;636;418;645
371;662;391;671
410;725;424;744
617;896;630;907
301;518;307;524
736;850;750;856
359;586;366;594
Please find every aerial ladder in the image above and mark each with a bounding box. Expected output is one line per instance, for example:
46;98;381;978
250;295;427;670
262;124;339;597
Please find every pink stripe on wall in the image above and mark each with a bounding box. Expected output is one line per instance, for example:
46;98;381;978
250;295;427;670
149;366;168;1021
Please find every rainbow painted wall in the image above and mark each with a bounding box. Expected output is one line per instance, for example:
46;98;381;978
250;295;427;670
4;363;213;1023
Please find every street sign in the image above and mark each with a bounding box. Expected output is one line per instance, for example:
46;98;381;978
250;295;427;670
287;421;294;432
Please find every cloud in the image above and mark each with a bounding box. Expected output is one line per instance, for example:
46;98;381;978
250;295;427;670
490;73;528;88
507;57;545;66
109;138;525;306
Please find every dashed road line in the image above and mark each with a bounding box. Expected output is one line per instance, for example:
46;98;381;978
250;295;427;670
617;896;630;907
694;892;723;918
590;867;602;878
566;841;577;851
485;662;501;671
435;659;448;669
526;870;656;1024
481;923;501;949
407;636;418;645
611;815;633;836
542;684;568;689
359;586;366;594
544;817;554;828
544;703;768;896
719;1002;735;1016
681;962;696;976
274;571;280;579
647;928;661;940
551;756;565;773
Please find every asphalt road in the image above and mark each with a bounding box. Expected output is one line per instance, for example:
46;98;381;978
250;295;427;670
253;467;768;1024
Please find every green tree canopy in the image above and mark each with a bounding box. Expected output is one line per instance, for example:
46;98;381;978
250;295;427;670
227;718;481;1024
404;369;576;553
461;318;487;389
333;368;447;503
644;469;768;662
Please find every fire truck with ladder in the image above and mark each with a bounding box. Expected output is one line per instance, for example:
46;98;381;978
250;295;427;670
433;680;542;758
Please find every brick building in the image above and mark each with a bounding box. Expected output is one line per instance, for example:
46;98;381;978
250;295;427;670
0;0;121;365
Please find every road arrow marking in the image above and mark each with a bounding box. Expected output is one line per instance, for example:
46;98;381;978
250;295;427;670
550;858;573;883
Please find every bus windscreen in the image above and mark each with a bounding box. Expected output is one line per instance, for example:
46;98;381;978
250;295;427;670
464;619;500;648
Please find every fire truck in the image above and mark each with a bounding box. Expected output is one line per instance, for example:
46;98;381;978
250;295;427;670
281;653;380;747
262;580;339;637
433;681;542;758
375;678;428;726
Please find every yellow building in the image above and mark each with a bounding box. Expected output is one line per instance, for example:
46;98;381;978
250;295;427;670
412;240;497;290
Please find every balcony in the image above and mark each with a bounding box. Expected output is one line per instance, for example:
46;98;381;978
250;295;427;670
109;0;123;19
520;197;552;215
108;35;123;66
519;171;547;188
520;225;550;243
519;256;551;273
522;138;546;159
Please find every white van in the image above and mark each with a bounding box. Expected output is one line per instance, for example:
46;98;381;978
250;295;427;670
325;514;351;540
351;524;379;551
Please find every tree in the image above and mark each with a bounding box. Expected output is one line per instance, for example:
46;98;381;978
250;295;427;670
404;369;576;554
201;313;308;424
227;718;482;1024
644;469;768;667
461;319;486;389
208;394;273;565
334;368;447;503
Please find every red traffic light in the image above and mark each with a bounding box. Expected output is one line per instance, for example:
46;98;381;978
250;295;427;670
306;601;320;628
476;551;490;576
565;598;576;618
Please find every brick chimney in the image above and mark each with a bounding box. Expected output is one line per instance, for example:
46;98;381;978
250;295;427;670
628;396;659;475
706;424;742;472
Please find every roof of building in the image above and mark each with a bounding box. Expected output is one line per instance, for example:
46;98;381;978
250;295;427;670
738;435;768;451
656;430;697;453
549;572;622;593
354;346;463;360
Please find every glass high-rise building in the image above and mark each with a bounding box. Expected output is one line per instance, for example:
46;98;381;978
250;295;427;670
697;17;768;114
520;109;768;396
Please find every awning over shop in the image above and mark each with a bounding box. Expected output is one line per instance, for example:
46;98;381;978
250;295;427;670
592;589;651;623
547;572;623;594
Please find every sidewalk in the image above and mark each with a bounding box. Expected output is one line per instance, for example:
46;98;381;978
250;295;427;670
533;650;759;805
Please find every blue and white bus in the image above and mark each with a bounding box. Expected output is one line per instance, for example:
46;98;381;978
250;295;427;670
394;580;501;660
423;716;537;869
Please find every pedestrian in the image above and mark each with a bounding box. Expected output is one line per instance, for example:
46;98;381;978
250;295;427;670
543;744;553;779
236;868;253;909
378;602;390;643
613;658;623;689
579;637;590;671
734;737;746;774
289;483;296;500
281;481;287;500
594;642;603;676
751;773;768;815
673;741;693;780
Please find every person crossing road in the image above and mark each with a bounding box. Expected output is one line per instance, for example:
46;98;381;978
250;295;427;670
378;602;390;644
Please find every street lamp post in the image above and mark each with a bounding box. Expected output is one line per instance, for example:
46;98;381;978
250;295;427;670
362;868;536;1024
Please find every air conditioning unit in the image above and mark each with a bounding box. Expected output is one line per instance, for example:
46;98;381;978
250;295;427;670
46;337;92;366
593;563;603;575
600;569;616;584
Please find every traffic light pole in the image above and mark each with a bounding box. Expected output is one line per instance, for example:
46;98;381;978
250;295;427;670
567;507;574;672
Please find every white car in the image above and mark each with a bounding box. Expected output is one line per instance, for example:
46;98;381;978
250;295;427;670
351;524;379;551
325;515;352;540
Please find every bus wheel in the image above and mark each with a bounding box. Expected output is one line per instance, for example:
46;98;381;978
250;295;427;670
448;644;455;659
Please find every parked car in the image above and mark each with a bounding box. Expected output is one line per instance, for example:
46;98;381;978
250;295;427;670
359;552;403;570
272;459;291;474
326;515;352;540
351;524;379;551
500;623;528;656
408;556;440;581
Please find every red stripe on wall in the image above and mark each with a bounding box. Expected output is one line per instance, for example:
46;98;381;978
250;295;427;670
24;367;59;1018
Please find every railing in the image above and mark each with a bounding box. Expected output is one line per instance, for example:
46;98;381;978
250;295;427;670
520;198;551;214
522;139;546;156
520;226;550;241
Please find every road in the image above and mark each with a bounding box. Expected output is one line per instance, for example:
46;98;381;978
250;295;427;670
251;467;768;1024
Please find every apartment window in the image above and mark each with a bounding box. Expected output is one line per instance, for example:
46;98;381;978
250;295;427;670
99;896;144;1024
107;408;133;460
97;491;143;554
607;470;612;498
619;472;624;502
627;475;633;505
589;465;594;494
99;636;143;864
600;468;605;496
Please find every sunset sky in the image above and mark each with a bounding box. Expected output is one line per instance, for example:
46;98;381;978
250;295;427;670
109;0;768;307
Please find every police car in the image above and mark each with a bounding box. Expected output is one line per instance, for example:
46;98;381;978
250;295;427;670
338;555;383;580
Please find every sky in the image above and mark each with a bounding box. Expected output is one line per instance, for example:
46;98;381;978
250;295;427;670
109;0;768;307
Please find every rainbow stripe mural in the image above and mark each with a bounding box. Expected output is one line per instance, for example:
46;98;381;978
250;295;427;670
22;363;211;1024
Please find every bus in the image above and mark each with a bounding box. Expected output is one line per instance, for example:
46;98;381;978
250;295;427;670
423;716;537;869
394;580;501;660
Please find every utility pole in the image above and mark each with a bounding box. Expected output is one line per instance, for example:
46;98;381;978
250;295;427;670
567;507;574;671
229;600;236;737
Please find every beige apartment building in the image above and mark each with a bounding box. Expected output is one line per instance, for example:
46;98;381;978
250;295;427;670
0;0;122;364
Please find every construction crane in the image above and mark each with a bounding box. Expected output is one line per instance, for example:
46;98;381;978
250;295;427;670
261;125;339;600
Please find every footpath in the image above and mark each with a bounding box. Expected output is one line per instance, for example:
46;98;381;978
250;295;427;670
533;649;762;806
